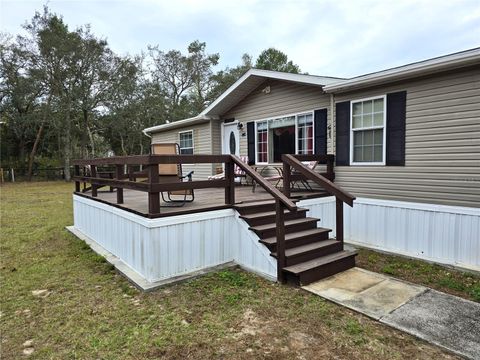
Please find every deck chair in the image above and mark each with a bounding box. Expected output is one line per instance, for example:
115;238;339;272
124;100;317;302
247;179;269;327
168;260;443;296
265;160;318;191
151;143;194;207
207;155;250;184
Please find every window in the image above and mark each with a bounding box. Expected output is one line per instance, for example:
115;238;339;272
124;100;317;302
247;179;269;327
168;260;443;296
351;96;385;164
255;112;314;163
179;131;194;154
297;113;313;154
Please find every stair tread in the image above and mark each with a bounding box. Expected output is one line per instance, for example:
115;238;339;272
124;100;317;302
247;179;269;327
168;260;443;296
272;239;339;258
240;208;308;220
283;250;358;274
234;200;276;208
261;228;332;245
250;217;318;231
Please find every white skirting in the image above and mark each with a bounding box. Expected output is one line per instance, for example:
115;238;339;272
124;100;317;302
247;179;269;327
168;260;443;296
72;195;276;288
298;197;480;272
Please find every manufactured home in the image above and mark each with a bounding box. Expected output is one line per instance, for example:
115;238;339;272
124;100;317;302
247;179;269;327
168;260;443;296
70;48;480;290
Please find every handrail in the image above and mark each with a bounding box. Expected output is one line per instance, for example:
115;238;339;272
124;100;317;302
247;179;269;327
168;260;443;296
282;154;355;207
230;155;297;212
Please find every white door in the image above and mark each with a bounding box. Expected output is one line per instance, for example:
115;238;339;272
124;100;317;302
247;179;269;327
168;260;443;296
222;123;240;156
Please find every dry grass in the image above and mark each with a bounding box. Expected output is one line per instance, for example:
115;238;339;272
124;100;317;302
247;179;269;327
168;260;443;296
0;182;460;359
356;249;480;302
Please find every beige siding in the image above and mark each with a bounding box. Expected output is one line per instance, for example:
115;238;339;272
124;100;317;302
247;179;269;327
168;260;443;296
151;121;214;180
333;66;480;208
210;120;223;175
224;79;332;157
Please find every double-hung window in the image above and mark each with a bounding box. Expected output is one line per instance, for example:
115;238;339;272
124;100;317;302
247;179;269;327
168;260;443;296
179;130;194;154
255;112;314;163
351;96;386;165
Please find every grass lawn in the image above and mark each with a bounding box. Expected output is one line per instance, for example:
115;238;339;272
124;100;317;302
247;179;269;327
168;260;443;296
0;182;464;359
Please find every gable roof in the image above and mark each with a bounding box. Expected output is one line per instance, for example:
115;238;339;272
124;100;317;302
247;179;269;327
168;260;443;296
323;47;480;93
199;69;344;117
144;48;480;134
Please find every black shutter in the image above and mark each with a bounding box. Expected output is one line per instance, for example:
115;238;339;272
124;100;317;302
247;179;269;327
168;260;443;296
386;91;406;166
246;122;255;165
335;101;350;166
314;108;328;155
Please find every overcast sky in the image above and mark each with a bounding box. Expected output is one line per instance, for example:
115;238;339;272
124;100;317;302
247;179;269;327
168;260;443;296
1;0;479;78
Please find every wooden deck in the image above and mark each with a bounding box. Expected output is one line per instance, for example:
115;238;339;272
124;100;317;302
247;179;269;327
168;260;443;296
76;185;328;218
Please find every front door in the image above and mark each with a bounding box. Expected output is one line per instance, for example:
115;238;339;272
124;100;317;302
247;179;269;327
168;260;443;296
222;122;240;156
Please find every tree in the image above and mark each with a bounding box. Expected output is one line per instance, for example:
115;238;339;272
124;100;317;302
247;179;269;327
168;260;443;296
209;53;252;102
255;48;301;73
148;40;219;120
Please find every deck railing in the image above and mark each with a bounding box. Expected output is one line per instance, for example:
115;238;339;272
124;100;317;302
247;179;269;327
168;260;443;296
73;155;233;216
282;154;355;243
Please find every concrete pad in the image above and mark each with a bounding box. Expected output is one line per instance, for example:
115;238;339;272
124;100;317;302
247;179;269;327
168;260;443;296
382;290;480;360
303;267;426;319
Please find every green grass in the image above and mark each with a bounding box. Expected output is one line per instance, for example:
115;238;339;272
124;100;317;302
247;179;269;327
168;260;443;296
357;249;480;302
0;182;460;359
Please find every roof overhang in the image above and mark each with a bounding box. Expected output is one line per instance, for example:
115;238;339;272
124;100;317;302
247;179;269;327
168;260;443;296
143;115;217;134
200;68;345;117
324;47;480;93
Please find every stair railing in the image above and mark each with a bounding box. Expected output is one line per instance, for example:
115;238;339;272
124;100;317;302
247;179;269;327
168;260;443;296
282;154;355;244
231;155;297;283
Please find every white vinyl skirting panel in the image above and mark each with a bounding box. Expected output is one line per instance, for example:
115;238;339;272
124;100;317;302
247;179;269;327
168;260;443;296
73;195;276;285
298;197;480;272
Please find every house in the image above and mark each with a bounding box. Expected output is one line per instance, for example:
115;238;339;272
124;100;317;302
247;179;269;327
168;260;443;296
70;48;479;291
144;47;480;266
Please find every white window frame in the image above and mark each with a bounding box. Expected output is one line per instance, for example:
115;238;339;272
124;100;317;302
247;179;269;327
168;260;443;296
254;110;315;164
178;130;194;155
349;95;386;166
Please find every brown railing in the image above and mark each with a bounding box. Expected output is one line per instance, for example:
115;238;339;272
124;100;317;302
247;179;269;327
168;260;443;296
282;154;355;244
73;155;232;216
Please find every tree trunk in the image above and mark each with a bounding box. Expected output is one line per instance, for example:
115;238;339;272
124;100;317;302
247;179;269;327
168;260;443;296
82;108;89;158
63;100;72;181
27;124;44;181
87;125;95;157
27;95;52;181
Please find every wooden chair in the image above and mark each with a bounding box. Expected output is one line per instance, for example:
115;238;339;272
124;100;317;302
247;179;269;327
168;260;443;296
151;143;194;207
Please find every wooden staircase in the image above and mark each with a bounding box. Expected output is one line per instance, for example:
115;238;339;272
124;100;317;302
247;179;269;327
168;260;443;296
235;200;357;286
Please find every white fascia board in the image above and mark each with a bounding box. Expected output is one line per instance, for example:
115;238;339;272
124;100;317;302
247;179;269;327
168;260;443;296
143;114;218;134
200;68;345;117
324;48;480;93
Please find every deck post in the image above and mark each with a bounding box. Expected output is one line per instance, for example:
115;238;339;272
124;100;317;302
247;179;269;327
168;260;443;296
74;165;80;192
282;160;291;198
91;165;98;197
115;164;124;204
336;197;344;243
275;199;286;284
225;160;235;205
327;155;334;180
148;163;160;215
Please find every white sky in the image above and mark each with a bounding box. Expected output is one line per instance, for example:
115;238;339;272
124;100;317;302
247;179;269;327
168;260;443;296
1;0;479;78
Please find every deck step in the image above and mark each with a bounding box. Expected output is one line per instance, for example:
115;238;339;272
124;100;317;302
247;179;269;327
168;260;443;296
271;239;343;266
260;228;331;251
283;250;358;286
240;208;308;226
249;217;319;238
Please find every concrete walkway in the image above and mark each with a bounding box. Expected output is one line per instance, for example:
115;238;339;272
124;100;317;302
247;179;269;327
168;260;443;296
303;268;480;359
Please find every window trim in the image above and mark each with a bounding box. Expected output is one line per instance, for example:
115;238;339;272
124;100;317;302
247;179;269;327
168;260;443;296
178;129;194;155
254;110;315;164
349;95;387;166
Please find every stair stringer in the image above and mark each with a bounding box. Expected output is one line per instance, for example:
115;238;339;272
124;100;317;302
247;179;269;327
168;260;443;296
231;210;277;281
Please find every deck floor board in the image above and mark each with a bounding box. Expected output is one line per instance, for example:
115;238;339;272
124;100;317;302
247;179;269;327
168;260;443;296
78;185;326;217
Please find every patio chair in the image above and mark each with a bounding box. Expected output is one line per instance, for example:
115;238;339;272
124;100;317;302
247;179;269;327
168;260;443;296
208;155;250;185
151;143;194;207
265;160;318;191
